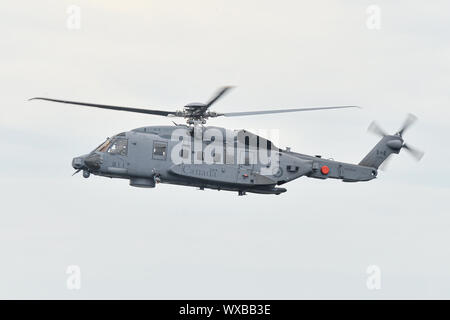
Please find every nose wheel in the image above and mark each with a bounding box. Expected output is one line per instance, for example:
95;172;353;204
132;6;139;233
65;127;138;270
83;170;90;178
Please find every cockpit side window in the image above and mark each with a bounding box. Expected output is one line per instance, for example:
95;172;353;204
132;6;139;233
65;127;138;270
108;138;128;156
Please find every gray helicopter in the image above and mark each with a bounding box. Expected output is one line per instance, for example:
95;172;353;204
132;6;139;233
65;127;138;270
30;87;424;195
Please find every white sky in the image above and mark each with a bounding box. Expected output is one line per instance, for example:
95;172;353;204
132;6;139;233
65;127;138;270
0;0;449;298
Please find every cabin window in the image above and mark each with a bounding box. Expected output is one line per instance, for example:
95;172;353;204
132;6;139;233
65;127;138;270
153;141;167;160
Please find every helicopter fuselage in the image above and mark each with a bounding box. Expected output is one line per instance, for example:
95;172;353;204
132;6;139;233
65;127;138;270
72;125;378;195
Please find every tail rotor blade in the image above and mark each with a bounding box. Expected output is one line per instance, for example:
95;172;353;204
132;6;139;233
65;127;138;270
368;121;387;137
398;113;417;136
403;143;424;161
72;169;82;176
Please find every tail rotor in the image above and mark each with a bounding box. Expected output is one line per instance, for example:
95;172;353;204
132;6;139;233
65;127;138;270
361;113;424;169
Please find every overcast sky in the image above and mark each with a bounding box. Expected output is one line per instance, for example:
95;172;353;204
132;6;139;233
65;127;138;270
1;0;449;299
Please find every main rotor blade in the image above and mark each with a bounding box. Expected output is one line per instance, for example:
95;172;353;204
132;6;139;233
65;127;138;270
220;105;359;117
398;113;417;136
205;86;233;108
29;97;178;117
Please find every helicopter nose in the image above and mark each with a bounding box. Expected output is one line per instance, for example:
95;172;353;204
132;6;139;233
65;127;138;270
84;153;102;170
72;156;85;169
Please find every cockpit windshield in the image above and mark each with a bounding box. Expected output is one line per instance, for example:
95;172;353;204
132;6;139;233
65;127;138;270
94;133;128;155
95;139;112;152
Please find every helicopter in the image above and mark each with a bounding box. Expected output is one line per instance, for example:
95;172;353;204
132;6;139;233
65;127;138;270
30;87;424;195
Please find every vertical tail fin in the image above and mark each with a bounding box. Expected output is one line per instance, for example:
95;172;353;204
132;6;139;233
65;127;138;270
359;136;402;168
